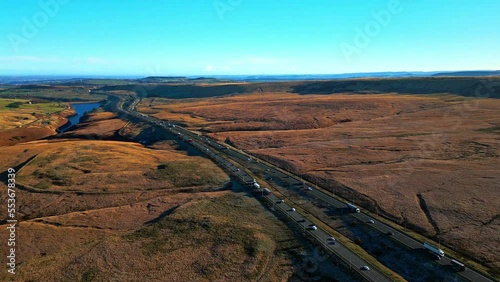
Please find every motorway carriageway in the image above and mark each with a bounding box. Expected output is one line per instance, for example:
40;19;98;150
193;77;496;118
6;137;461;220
117;97;494;282
210;138;494;282
121;107;392;281
169;124;494;282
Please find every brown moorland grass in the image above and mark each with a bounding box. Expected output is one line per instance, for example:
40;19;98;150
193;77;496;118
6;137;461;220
0;192;298;282
100;76;500;99
141;92;500;272
0;139;225;219
0;136;304;281
13;140;228;192
60;111;127;139
0;98;74;146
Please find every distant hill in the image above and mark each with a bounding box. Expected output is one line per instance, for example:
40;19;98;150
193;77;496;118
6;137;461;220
98;76;500;99
289;77;500;98
138;76;232;84
2;71;500;85
432;70;500;77
211;72;438;82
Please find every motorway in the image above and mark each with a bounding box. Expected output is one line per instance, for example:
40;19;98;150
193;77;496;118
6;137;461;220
176;126;494;282
168;125;393;281
264;192;392;282
208;136;495;282
111;96;392;282
113;95;495;282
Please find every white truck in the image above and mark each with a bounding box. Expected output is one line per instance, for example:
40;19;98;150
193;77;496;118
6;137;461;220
347;203;360;213
451;259;466;271
423;242;445;258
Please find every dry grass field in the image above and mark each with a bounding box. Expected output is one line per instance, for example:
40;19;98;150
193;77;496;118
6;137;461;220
139;92;500;271
12;140;228;192
100;76;500;99
60;111;128;139
0;136;302;281
0;189;298;281
0;98;74;146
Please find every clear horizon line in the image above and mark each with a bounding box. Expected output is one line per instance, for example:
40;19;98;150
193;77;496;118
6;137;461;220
0;69;499;78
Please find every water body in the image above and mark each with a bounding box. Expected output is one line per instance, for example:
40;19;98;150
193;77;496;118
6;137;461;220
57;102;101;133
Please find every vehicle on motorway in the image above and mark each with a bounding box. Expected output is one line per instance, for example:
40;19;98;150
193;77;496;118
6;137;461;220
360;266;370;271
327;236;335;241
289;208;296;212
307;225;318;230
423;242;445;258
387;231;395;236
277;199;285;203
451;259;467;271
347;203;360;213
253;182;261;189
306;187;313;191
367;219;375;224
262;188;271;195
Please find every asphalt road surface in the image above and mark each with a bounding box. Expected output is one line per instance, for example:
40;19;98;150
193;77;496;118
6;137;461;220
264;193;392;282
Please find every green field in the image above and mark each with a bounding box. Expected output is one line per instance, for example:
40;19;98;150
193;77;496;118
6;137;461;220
0;98;66;113
0;98;69;131
0;86;106;101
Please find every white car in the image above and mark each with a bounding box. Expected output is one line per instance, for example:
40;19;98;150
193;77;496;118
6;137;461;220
306;187;313;191
307;224;317;231
361;266;370;271
367;219;375;224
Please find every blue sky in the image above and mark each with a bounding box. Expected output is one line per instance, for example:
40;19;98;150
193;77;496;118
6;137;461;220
0;0;498;76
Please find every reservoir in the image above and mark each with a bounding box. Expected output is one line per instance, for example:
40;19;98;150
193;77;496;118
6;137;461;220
57;102;101;133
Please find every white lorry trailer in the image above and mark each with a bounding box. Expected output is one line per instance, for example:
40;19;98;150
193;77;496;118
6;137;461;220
347;203;360;213
423;242;445;258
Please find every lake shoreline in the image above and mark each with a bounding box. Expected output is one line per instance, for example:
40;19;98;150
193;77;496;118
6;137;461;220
57;102;102;133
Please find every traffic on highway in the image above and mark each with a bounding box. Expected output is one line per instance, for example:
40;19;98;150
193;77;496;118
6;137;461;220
113;95;495;282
